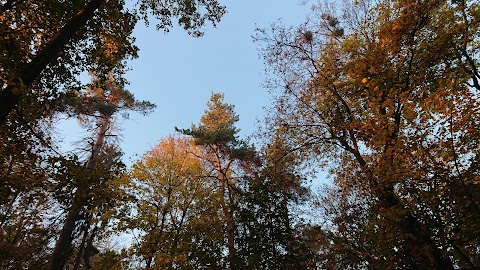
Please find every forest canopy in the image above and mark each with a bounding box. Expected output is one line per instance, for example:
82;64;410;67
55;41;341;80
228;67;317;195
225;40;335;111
0;0;479;269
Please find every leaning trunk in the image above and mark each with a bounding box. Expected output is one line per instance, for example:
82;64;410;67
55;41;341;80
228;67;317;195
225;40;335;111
347;109;455;270
0;0;105;125
48;114;110;270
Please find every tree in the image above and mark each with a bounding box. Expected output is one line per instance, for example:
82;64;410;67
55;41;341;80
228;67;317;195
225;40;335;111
0;1;226;243
0;0;226;125
47;71;154;270
234;131;311;270
120;136;224;269
0;0;139;206
178;93;258;270
256;0;480;268
0;1;226;268
0;183;57;269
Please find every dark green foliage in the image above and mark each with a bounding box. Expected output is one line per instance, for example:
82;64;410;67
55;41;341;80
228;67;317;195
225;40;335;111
235;175;299;270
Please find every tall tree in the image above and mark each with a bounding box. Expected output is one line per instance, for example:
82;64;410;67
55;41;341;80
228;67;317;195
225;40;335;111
0;0;226;125
256;0;480;268
0;181;57;269
48;72;154;270
235;131;310;270
178;93;257;270
121;136;224;269
0;1;225;269
0;0;226;225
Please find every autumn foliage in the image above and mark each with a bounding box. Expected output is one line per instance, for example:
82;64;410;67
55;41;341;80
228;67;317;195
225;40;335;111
0;0;479;269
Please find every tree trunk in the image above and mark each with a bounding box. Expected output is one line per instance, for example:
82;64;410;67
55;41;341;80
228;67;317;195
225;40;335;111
219;173;235;270
73;226;89;270
346;119;455;269
0;0;105;125
82;227;98;270
48;201;81;270
48;115;110;270
380;187;454;270
281;195;295;268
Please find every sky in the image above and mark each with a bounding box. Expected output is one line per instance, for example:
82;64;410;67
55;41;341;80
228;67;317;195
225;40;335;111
114;1;312;163
60;1;312;164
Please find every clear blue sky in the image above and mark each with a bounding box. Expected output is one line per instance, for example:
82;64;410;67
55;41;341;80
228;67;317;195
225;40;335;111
115;1;311;162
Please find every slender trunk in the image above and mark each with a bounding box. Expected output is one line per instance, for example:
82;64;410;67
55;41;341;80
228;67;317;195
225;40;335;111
219;173;235;270
281;195;295;268
82;226;98;270
0;0;105;125
270;218;277;270
73;227;88;270
168;199;191;269
72;224;97;270
145;255;153;269
48;115;110;270
145;187;172;268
